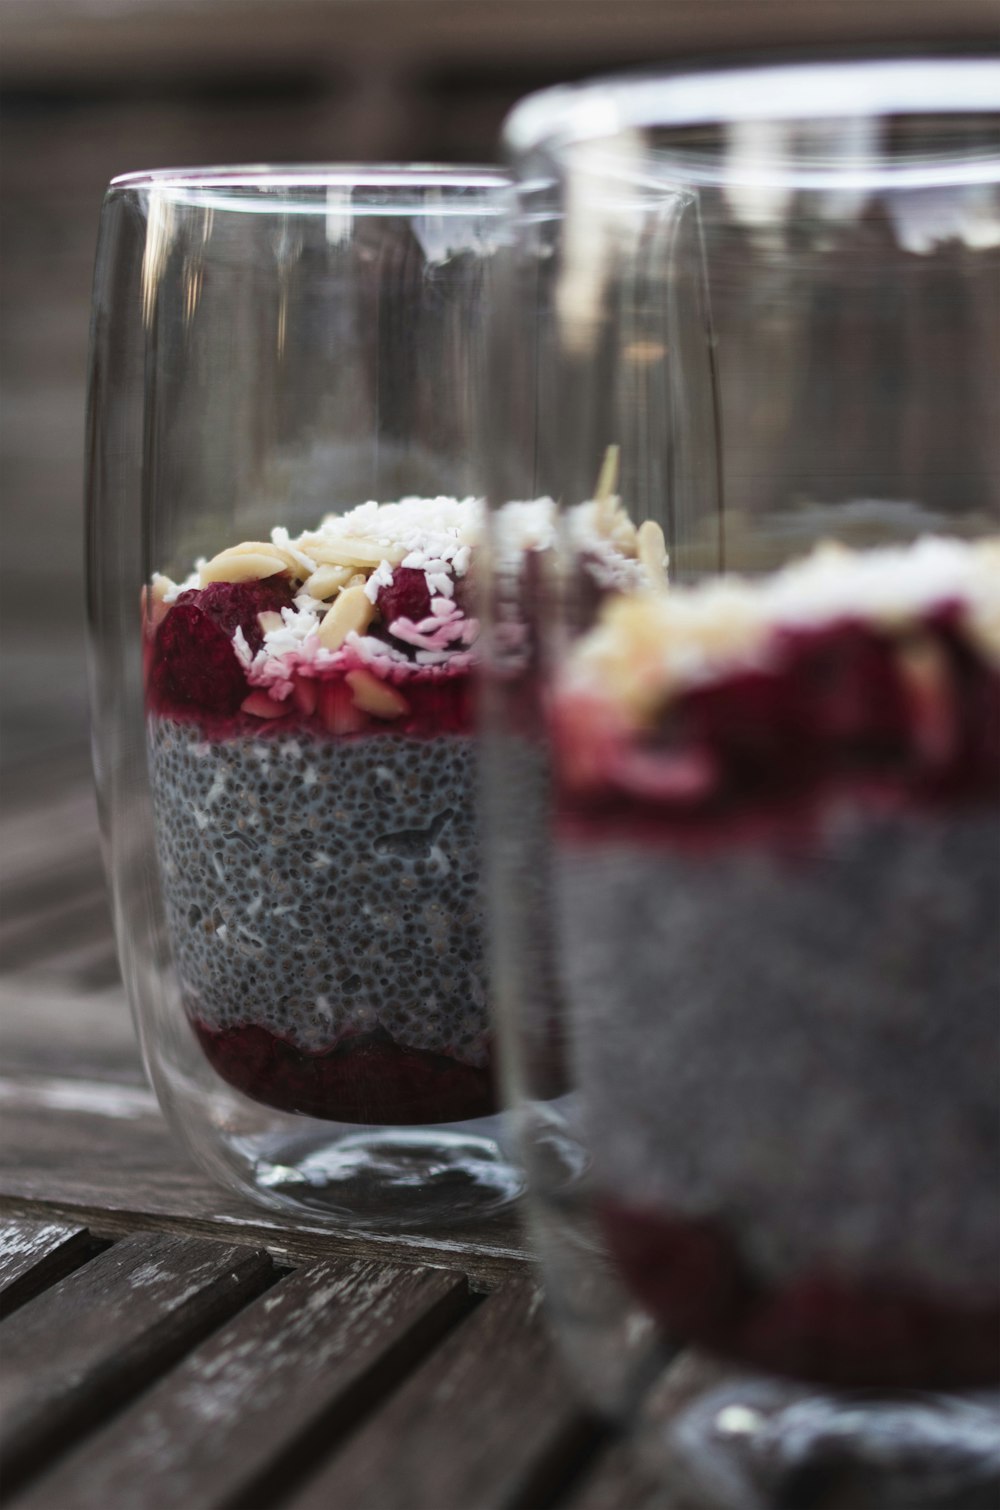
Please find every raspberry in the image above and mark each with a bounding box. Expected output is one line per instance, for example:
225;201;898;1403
376;567;431;626
150;602;248;714
177;576;295;654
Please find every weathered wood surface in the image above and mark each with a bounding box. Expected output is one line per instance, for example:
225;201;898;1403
12;1259;473;1510
0;1217;96;1319
287;1273;603;1510
0;1233;274;1497
0;1215;688;1510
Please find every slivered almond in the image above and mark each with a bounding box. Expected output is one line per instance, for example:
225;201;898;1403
302;534;407;569
241;692;290;719
200;548;287;585
317;584;375;651
213;539;306;575
319;681;365;734
305;564;355;599
593;443;620;504
346;669;409;720
637;519;669;586
292;677;319;716
257;610;285;634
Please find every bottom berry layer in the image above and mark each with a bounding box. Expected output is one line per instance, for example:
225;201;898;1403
600;1201;1000;1389
193;1021;497;1126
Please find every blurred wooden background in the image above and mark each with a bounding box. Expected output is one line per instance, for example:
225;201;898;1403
1;0;996;788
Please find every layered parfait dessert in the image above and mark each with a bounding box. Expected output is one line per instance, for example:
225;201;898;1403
146;486;661;1127
146;496;491;1126
553;535;1000;1387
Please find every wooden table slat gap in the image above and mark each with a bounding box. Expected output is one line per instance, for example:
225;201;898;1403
508;1413;613;1510
0;1224;113;1320
227;1273;483;1510
0;1188;527;1290
0;1232;277;1502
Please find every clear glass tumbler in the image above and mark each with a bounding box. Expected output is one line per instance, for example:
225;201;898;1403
487;59;1000;1506
87;164;524;1228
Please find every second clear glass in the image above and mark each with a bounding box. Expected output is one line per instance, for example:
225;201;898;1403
486;57;1000;1508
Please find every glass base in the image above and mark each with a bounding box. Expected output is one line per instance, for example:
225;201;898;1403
654;1374;1000;1510
243;1125;524;1230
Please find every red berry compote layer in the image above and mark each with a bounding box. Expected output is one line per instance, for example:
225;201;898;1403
553;536;1000;1387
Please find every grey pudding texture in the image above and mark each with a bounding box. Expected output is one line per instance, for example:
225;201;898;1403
148;717;488;1064
557;803;1000;1300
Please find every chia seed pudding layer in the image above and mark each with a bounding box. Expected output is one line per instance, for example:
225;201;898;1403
552;534;1000;1385
148;716;490;1123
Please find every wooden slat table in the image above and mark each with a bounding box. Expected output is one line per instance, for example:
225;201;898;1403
0;748;684;1509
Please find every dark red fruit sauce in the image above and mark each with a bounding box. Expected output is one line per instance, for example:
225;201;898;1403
600;1201;1000;1389
194;1022;495;1126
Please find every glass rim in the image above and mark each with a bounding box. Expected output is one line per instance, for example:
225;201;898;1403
504;56;1000;156
109;162;509;192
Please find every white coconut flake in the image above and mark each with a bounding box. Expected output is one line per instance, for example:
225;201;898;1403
160;563;202;603
231;626;254;669
293;591;327;614
152;571;177;601
365;561;394;603
426;572;454;599
270;525;317;575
